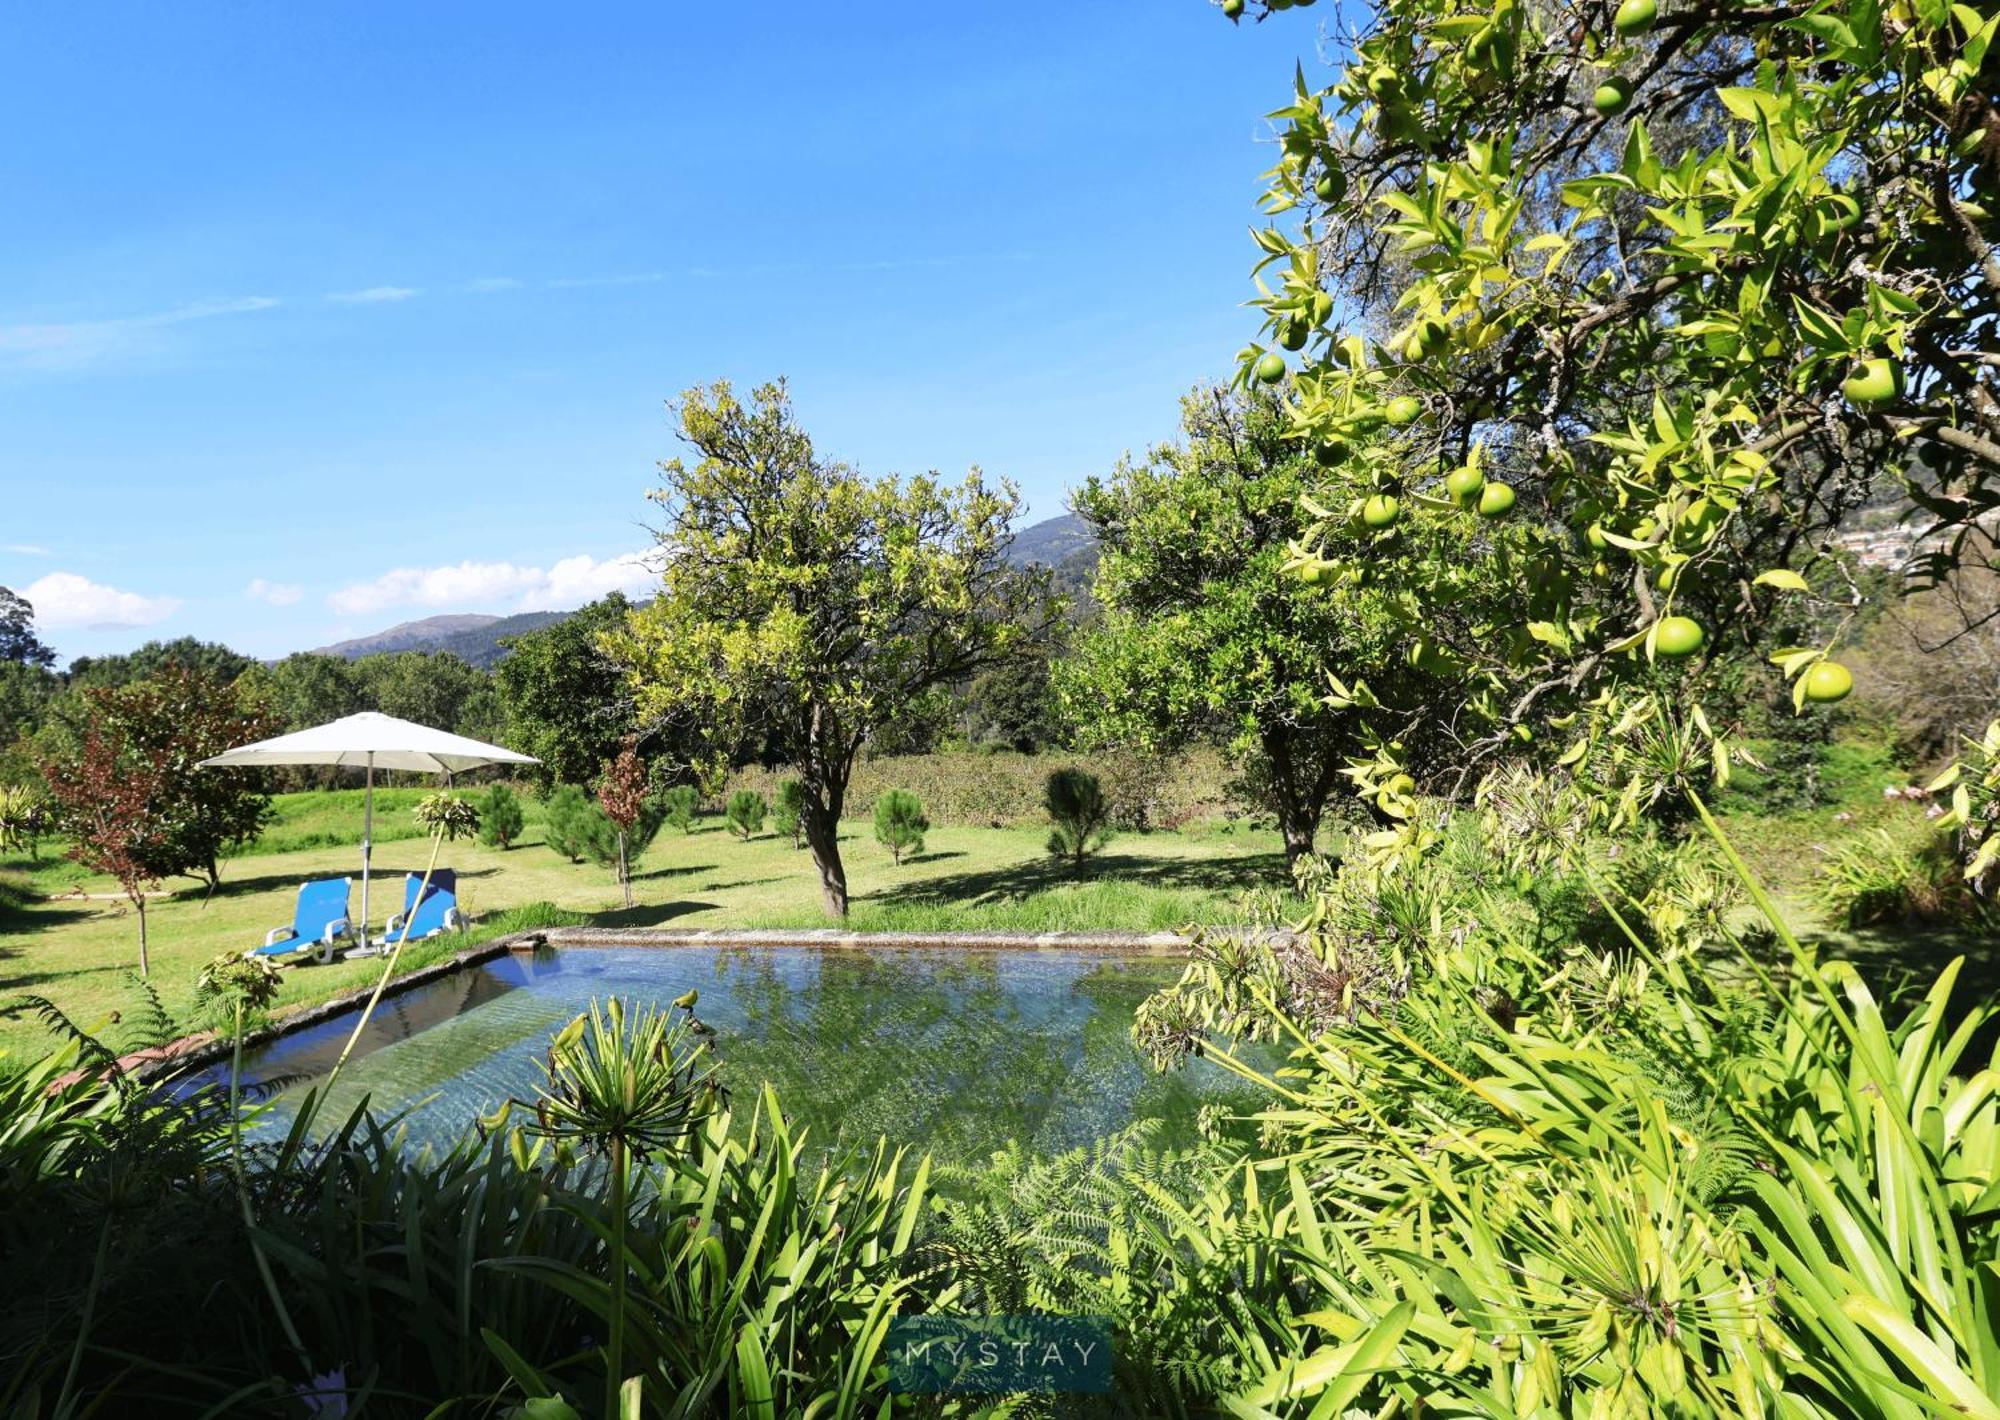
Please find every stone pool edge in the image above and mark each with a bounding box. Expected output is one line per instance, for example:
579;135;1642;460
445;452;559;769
127;925;1266;1084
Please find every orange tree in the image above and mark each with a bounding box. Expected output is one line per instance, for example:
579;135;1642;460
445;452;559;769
1061;383;1478;864
610;380;1059;917
1225;0;1997;810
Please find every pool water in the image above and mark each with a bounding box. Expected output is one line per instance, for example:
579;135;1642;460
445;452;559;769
230;945;1257;1162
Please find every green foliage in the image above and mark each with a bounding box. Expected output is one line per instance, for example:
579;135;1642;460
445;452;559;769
44;665;281;893
542;784;599;864
0;585;54;670
772;777;805;849
1044;767;1113;871
871;789;928;864
610;378;1058;916
493;594;639;790
660;783;699;834
478;783;526;849
725;788;767;841
1128;786;2000;1412
0;783;49;859
1065;384;1460;862
66;636;253;691
413;790;481;842
1234;0;2000;812
1817;825;1972;928
236;653;367;734
351;649;488;735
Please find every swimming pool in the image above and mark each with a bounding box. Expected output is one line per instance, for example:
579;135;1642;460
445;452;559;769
228;943;1257;1161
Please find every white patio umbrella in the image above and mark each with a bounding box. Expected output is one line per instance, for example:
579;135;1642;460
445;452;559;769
199;711;538;947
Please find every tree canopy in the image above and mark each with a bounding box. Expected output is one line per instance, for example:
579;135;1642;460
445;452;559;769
493;593;642;790
1231;0;2000;816
1064;384;1462;862
0;587;55;670
612;378;1058;916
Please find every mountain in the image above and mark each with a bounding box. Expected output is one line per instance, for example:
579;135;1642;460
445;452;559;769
1007;512;1093;568
311;610;568;668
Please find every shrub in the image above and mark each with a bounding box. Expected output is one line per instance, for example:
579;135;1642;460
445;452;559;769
477;784;525;849
725;789;767;840
662;783;700;834
872;789;928;864
1045;768;1113;870
543;784;599;863
1816;825;1972;928
773;778;806;849
725;747;1247;830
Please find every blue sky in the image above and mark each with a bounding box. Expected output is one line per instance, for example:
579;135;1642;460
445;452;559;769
0;2;1325;663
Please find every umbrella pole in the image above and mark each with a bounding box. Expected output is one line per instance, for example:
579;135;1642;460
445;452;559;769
360;754;374;950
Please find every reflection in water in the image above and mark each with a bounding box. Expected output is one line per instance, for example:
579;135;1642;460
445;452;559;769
225;946;1259;1163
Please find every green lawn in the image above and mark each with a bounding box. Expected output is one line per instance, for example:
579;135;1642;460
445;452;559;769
0;793;1294;1060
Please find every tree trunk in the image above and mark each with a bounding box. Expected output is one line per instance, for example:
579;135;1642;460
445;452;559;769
134;894;150;979
802;704;857;918
803;804;848;918
618;830;632;909
1261;725;1327;871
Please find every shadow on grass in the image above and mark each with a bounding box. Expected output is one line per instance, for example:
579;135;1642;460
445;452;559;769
592;900;720;928
630;862;719;883
865;846;1292;908
902;850;968;866
0;959;132;993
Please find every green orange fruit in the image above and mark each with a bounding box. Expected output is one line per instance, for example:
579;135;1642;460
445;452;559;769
1222;0;1244;16
1361;494;1401;528
1315;439;1349;466
1444;465;1485;505
1593;78;1632;116
1653;615;1705;658
1385;772;1416;796
1803;661;1853;703
1254;352;1287;385
1477;481;1517;518
1410;318;1451;358
1614;0;1657;37
1385;394;1423;425
1315;168;1346;203
1280;321;1309;351
1583;523;1610;552
1843;357;1903;410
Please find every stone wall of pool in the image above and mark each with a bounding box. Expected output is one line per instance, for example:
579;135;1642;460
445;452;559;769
133;926;1296;1084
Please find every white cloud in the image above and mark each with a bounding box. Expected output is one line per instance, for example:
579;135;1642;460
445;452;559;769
534;552;657;609
0;296;280;373
245;577;304;606
2;543;50;556
24;571;180;629
328;552;655;618
327;285;419;304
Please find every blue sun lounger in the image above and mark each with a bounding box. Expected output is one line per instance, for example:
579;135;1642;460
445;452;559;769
254;877;353;964
381;868;461;947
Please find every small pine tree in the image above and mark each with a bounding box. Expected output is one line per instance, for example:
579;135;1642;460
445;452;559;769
725;789;767;840
662;783;701;834
1045;768;1112;872
873;789;928;865
773;778;806;849
478;784;526;849
543;784;597;863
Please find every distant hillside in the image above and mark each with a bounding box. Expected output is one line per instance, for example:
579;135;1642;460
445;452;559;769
312;609;568;668
1008;512;1093;568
